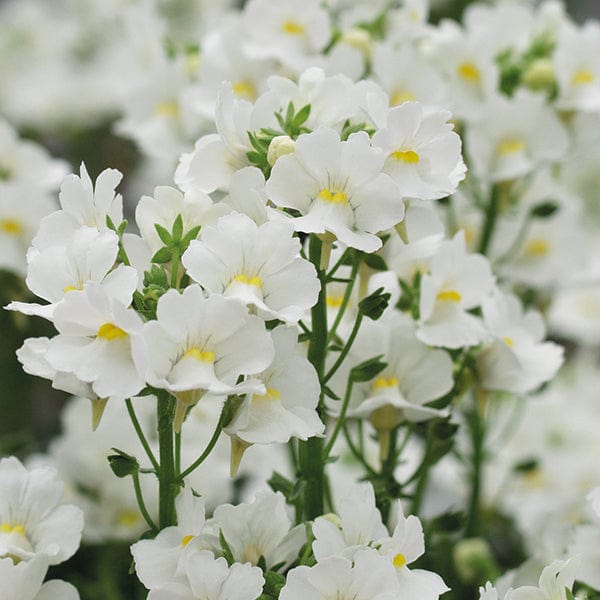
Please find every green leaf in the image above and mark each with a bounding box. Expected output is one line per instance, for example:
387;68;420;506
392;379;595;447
181;225;201;246
350;355;387;383
530;201;559;219
363;254;388;271
285;101;295;124
172;214;183;242
323;385;341;401
154;223;172;246
107;448;139;478
292;104;311;127
219;530;235;566
358;287;391;321
151;247;173;264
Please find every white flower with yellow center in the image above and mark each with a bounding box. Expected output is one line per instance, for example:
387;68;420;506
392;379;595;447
131;285;274;431
33;164;123;249
182;213;319;323
476;290;563;395
465;91;569;183
266;127;405;253
225;325;324;447
242;0;331;72
147;547;264;600
555;21;600;112
0;457;83;567
417;232;495;348
45;278;144;400
132;486;215;591
210;491;304;571
372;101;466;200
280;548;403;600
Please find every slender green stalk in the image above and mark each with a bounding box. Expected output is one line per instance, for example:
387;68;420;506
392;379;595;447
323;314;363;385
478;184;500;255
327;253;360;343
176;407;227;482
132;470;157;532
157;392;178;528
322;379;354;460
126;398;159;472
326;247;351;281
342;424;377;476
465;393;486;536
171;249;180;290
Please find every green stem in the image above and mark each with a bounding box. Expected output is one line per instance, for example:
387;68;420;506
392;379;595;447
132;470;157;532
298;235;328;520
478;184;500;255
323;314;363;385
322;379;354;460
378;428;398;523
157;392;178;528
326;247;351;281
465;396;486;537
126;399;159;472
171;248;180;290
176;406;227;482
327;253;360;343
496;213;533;265
342;424;377;476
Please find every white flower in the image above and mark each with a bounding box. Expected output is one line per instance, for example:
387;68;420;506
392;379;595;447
132;285;274;431
182;212;319;323
46;279;144;400
417;232;495;349
147;548;264;600
210;491;304;570
266;127;404;253
506;559;577;600
477;291;564;394
0;457;83;566
372;101;466;200
225;325;324;445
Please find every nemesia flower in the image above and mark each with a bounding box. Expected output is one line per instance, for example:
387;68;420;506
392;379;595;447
131;285;274;431
266;127;404;253
506;558;577;600
477;290;564;394
417;231;495;348
225;325;324;445
371;101;466;200
182;212;319;323
0;457;83;566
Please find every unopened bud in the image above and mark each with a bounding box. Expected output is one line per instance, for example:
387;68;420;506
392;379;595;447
522;58;556;91
267;135;296;167
340;27;372;56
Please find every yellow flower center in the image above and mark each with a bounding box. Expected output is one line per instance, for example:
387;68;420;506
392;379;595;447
252;388;281;403
232;80;257;100
524;238;550;257
372;376;399;390
497;138;525;155
437;289;462;303
390;90;416;106
393;552;407;569
458;61;481;83
572;68;595;86
183;348;215;362
154;100;180;117
63;285;81;293
390;150;420;163
233;274;262;287
97;323;128;341
282;20;304;35
503;336;514;347
318;189;348;204
326;295;344;308
0;523;25;536
181;534;194;547
0;218;23;235
117;511;140;527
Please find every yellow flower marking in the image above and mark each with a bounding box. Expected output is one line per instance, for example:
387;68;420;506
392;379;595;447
117;511;140;527
372;376;399;390
458;61;481;83
252;388;281;403
154;100;180;117
390;90;416;106
233;274;262;287
326;295;344;308
63;285;81;293
184;348;215;362
232;80;257;100
393;552;407;569
282;20;304;35
524;238;550;257
318;189;348;205
181;535;194;547
390;150;419;163
437;289;462;302
97;323;128;341
572;68;595;86
0;218;23;235
497;138;526;156
0;524;25;535
503;336;514;347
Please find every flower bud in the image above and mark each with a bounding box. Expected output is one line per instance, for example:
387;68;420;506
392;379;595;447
267;135;296;166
